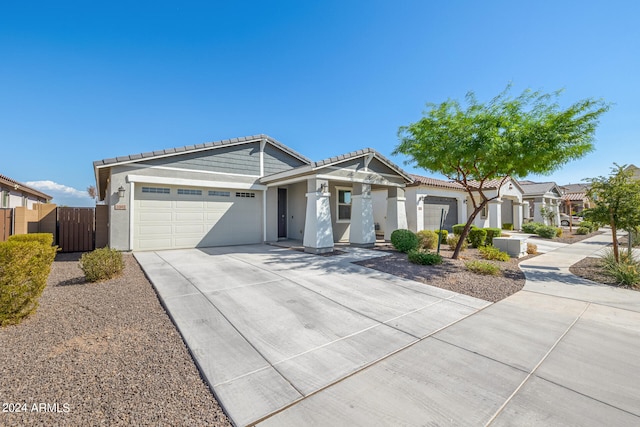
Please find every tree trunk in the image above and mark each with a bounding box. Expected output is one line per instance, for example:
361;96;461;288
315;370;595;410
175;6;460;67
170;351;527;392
452;204;484;259
610;209;619;263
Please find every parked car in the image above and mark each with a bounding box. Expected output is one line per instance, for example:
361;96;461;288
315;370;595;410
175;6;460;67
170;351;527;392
560;213;582;226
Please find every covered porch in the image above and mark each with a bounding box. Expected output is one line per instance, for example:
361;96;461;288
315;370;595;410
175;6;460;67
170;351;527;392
261;149;413;254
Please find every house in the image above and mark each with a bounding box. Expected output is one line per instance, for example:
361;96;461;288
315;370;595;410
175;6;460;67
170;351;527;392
626;164;640;180
559;183;591;214
0;174;52;209
93;134;413;253
519;181;563;225
391;174;526;233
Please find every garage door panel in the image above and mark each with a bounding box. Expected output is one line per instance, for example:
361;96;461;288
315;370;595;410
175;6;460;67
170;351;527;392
135;185;262;250
423;197;458;232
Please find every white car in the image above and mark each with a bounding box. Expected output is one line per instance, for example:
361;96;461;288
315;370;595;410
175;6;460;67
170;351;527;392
560;213;583;226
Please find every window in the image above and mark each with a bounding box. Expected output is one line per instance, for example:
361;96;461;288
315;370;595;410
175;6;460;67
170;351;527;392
235;192;256;198
1;190;7;208
481;205;488;219
337;188;352;222
208;190;230;197
141;187;170;194
177;188;202;196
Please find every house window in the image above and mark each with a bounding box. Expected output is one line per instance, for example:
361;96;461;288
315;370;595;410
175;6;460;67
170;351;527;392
208;190;230;197
236;192;256;198
141;187;170;194
337;188;352;222
177;188;202;196
481;205;488;219
1;190;8;208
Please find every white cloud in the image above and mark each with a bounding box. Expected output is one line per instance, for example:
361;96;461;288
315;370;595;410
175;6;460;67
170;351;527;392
25;180;89;199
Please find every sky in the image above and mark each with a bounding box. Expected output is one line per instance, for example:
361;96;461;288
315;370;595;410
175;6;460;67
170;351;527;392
1;1;638;206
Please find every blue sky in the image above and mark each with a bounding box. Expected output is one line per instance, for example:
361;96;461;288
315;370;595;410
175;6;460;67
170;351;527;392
1;1;638;206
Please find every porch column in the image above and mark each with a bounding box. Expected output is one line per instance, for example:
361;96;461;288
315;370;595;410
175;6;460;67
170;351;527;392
513;202;524;230
457;197;468;225
385;187;408;240
303;178;334;254
533;199;545;224
553;201;561;226
488;199;502;228
522;201;530;222
349;183;375;247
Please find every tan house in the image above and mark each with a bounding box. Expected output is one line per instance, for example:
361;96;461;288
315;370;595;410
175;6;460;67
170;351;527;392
559;183;591;215
0;174;52;209
519;181;563;226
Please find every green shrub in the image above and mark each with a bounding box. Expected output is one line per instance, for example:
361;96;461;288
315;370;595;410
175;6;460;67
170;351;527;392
416;230;438;250
80;248;124;282
478;245;510;261
465;260;500;276
527;242;538;254
601;249;640;287
502;223;514;231
0;240;57;326
447;235;468;252
408;250;443;265
555;227;563;238
468;228;487;248
579;221;594;232
484;228;502;245
435;229;448;244
537;225;558;239
576;226;590;235
452;224;467;236
390;229;420;253
522;222;544;234
8;233;54;246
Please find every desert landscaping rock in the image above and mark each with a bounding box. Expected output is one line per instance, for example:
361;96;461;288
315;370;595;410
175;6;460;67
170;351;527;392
0;253;231;426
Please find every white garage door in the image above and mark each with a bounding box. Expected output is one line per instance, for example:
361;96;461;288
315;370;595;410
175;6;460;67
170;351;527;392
134;185;262;251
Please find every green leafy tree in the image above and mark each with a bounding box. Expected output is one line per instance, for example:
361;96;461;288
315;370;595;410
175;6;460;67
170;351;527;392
395;86;609;259
584;164;640;262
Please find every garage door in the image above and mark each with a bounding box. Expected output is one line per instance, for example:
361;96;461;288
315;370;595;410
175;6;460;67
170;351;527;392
134;185;262;251
423;196;458;232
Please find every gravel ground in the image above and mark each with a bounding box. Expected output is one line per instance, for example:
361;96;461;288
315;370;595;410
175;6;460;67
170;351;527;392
355;245;534;302
0;253;231;427
570;254;640;292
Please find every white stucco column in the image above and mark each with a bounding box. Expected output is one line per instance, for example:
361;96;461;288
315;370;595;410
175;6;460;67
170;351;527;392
488;199;502;228
303;178;334;254
533;200;545;224
513;202;524;230
522;201;530;221
458;197;468;225
385;187;408;240
553;201;561;227
349;183;375;246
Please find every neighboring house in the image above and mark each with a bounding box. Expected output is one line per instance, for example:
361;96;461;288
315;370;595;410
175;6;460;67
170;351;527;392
559;183;591;214
0;174;52;209
519;180;563;225
393;174;526;233
625;164;640;180
93;134;413;253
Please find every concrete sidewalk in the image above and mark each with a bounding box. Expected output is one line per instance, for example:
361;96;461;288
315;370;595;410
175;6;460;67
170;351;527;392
136;234;640;426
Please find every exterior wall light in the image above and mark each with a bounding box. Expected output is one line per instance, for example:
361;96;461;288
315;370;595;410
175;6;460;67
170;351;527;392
117;185;126;199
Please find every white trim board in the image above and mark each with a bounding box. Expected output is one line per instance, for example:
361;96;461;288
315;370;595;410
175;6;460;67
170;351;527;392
126;174;267;191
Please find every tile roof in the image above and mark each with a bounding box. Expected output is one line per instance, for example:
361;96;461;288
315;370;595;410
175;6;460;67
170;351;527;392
519;181;558;195
410;175;518;192
0;174;52;200
93;134;312;168
563;192;587;201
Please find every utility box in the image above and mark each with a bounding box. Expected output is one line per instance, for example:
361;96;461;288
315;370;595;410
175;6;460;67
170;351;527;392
493;237;527;258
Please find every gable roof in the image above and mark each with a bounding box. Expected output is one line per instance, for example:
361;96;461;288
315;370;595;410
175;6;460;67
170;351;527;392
410;174;524;193
0;174;52;201
560;183;590;193
520;181;562;197
93;134;312;199
261;148;413;184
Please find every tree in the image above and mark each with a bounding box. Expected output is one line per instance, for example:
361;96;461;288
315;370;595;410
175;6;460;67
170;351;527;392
584;164;640;262
87;185;97;201
395;86;609;259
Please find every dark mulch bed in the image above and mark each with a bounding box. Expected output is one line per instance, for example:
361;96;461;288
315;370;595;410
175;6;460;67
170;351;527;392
355;244;536;302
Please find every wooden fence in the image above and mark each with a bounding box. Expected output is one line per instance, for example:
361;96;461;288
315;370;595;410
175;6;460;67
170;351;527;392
0;208;11;241
57;207;95;253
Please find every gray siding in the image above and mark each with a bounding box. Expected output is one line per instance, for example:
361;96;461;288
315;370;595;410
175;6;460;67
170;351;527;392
368;158;399;176
263;144;307;175
142;143;261;175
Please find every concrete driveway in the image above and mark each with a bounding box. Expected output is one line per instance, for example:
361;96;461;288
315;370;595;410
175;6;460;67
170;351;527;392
136;239;640;426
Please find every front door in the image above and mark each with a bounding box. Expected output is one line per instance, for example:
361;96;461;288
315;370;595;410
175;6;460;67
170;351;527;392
278;188;287;238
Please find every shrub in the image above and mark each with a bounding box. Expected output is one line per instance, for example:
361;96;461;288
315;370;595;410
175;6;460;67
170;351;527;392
447;235;468;252
555;227;563;238
408;249;443;265
522;222;544;234
468;228;487;248
536;225;558;239
502;223;514;230
579;221;595;232
527;242;538;254
601;249;640;287
435;229;448;244
465;260;500;276
416;230;438;250
8;233;54;246
0;240;57;326
484;228;502;245
390;229;420;253
576;226;590;235
452;224;467;236
80;248;124;282
478;245;510;261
